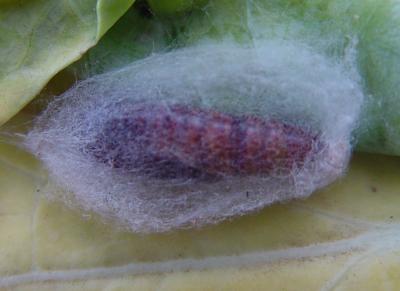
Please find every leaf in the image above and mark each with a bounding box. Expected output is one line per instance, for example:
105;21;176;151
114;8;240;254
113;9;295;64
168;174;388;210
76;0;400;156
0;0;135;126
1;111;400;290
146;0;207;15
70;5;168;78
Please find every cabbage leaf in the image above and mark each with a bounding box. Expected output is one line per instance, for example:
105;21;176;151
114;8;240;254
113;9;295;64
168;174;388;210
1;110;400;290
76;0;400;155
0;0;135;126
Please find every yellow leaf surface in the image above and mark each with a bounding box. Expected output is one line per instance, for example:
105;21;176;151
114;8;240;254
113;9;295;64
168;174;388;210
1;111;400;290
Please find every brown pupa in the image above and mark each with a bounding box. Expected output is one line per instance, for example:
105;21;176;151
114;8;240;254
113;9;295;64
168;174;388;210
86;103;320;179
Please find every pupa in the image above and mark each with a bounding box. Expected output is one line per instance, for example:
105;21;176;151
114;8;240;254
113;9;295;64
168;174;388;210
86;102;320;179
24;40;363;232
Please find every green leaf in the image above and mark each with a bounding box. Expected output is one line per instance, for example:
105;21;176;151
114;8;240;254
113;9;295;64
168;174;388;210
147;0;207;15
0;0;135;126
77;0;400;155
71;5;167;77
